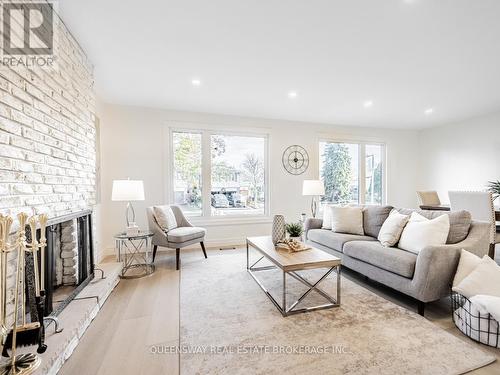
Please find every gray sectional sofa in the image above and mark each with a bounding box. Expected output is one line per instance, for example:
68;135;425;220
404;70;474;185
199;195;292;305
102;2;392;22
304;206;491;315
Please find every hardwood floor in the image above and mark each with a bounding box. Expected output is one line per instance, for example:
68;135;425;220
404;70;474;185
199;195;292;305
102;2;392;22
60;247;500;374
59;253;180;375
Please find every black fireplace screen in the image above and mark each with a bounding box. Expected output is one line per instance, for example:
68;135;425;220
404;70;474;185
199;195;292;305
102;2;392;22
26;210;94;318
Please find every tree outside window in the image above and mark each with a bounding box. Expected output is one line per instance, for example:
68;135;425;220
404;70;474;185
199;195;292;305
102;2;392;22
320;141;384;206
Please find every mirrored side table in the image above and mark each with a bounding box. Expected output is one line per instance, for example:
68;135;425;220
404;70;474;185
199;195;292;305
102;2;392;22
114;231;155;279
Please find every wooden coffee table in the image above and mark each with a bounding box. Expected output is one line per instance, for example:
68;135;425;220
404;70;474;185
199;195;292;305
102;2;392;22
246;236;341;317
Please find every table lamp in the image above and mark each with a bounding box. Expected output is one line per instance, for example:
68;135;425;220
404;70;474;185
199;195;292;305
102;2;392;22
112;179;145;235
302;180;325;218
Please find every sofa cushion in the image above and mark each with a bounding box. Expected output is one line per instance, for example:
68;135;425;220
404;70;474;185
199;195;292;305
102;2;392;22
167;227;206;243
308;229;376;252
322;204;335;229
398;212;450;254
395;208;471;244
377;209;409;247
343;241;417;278
453;256;500;298
331;206;364;235
362;205;394;238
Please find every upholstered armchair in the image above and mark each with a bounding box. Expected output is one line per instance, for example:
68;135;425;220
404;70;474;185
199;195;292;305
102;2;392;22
146;205;207;270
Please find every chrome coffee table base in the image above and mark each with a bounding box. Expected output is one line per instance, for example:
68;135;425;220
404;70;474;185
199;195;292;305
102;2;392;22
246;244;341;317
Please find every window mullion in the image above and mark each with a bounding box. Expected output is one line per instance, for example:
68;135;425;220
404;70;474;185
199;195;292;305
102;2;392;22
359;143;366;205
201;131;212;217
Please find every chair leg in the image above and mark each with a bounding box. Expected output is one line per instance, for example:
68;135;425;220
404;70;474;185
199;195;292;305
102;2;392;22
489;243;496;259
200;241;207;259
152;245;158;263
176;248;180;270
417;301;425;316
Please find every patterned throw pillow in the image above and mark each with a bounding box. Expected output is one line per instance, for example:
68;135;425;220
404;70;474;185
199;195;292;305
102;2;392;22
153;205;178;232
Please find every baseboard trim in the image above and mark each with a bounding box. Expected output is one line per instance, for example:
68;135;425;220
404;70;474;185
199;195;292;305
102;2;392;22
101;237;246;258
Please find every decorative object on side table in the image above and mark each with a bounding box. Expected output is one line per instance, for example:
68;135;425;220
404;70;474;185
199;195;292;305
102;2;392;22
302;180;325;218
285;222;304;241
282;145;309;175
111;179;145;236
114;231;155;279
272;215;286;245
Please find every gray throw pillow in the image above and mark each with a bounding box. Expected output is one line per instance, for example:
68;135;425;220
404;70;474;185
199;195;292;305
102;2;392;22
362;205;393;238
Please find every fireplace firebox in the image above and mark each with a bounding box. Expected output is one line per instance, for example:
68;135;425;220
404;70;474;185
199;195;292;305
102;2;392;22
42;210;94;316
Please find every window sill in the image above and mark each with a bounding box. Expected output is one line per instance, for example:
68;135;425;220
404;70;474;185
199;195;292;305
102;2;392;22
188;216;273;227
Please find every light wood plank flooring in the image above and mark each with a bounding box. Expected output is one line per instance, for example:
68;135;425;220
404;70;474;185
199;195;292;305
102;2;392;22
60;247;500;375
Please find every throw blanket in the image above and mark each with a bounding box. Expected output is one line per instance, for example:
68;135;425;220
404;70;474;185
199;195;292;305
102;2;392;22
470;295;500;323
454;302;500;347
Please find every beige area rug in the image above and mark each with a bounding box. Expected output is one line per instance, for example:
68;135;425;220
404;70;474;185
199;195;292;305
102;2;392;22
180;250;495;375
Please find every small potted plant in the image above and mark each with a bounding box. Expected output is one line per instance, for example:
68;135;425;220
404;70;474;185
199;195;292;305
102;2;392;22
488;180;500;202
286;222;304;241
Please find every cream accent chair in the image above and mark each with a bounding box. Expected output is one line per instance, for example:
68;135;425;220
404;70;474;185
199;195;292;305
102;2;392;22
416;190;441;207
146;205;207;270
449;191;499;259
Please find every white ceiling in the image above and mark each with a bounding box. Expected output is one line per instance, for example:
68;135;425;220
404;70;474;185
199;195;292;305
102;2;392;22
58;0;500;129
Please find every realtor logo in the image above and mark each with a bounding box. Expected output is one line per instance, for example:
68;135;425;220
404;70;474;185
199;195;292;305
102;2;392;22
2;1;54;55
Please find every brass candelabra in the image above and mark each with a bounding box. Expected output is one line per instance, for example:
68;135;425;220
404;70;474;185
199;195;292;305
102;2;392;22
0;213;47;375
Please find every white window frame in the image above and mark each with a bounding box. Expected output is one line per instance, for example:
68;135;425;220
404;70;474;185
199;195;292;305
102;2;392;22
318;138;387;205
167;124;271;225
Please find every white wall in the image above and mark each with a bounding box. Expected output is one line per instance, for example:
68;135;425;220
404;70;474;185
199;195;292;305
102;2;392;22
97;103;420;256
418;111;500;204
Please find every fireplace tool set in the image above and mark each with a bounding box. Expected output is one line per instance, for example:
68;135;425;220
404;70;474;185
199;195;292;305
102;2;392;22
0;213;48;375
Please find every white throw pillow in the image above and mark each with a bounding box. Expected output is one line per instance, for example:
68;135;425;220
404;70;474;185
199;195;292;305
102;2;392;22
377;210;409;247
452;250;482;287
330;206;364;235
398;212;450;254
153;205;178;232
321;204;335;229
453;256;500;298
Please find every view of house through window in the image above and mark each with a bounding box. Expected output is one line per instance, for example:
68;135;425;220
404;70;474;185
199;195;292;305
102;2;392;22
211;134;266;216
172;129;267;217
319;141;384;206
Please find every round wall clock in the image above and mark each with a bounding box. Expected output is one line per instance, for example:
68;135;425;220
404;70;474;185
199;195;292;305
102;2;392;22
282;145;309;175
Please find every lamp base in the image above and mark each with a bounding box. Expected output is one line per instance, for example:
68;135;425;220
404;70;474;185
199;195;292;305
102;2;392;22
310;197;318;218
126;224;140;236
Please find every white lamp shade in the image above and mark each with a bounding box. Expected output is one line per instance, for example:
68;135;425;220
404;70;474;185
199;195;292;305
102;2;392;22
111;180;145;201
302;180;325;196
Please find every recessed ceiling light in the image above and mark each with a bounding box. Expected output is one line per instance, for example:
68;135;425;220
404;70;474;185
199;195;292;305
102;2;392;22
424;108;434;115
288;91;298;98
191;79;201;86
363;100;373;108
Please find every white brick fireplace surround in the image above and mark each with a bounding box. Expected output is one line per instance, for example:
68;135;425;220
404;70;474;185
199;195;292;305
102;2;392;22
0;26;97;219
0;7;116;375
